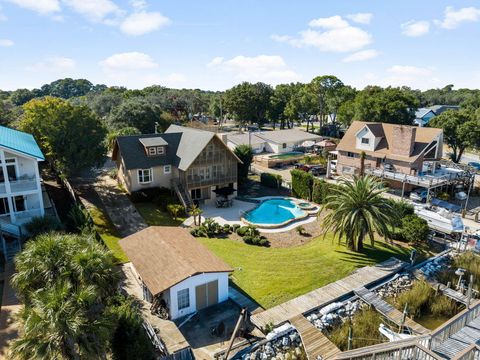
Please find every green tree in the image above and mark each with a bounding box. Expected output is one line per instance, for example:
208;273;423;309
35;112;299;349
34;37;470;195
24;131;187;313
401;214;430;244
19;97;107;175
429;109;480;163
321;176;396;252
41;78;94;99
224;82;273;126
234;144;253;184
109;98;165;133
353;86;418;125
107;126;141;151
11;233;119;360
308;76;345;130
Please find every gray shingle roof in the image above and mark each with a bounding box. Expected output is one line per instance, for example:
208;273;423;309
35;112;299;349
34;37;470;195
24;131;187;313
256;129;321;144
139;137;168;147
227;133;266;146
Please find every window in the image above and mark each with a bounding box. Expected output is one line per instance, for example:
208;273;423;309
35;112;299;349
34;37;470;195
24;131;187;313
0;198;9;215
13;196;25;212
148;147;157;156
138;169;152;184
177;288;190;310
0;158;18;182
282;143;287;149
361;138;369;144
164;165;171;174
191;188;201;200
347;152;356;158
157;146;165;155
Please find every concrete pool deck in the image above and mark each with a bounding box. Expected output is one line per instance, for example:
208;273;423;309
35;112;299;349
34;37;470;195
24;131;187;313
183;197;318;233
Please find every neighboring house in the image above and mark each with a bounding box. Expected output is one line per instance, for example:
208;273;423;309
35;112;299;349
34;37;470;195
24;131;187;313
224;129;322;154
336;121;443;187
112;125;241;206
414;105;460;127
119;226;233;320
0;126;45;240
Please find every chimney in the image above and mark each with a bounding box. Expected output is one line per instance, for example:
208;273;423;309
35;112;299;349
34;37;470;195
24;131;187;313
391;125;416;156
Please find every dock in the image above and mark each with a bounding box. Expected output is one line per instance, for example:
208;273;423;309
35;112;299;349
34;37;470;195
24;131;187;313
353;286;429;335
251;257;407;330
413;269;470;305
290;315;341;360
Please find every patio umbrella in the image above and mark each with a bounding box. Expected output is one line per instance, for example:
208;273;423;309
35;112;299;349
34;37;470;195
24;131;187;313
213;186;236;197
302;140;315;147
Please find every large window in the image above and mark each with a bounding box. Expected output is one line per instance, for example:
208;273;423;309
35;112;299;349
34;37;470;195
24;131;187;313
361;138;369;144
347;152;356;158
0;197;9;215
13;196;25;212
138;169;152;184
177;288;190;310
0;158;18;182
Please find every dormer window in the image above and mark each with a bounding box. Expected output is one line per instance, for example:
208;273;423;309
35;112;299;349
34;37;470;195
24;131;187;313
157;146;165;155
148;147;157;156
361;138;369;145
139;137;168;156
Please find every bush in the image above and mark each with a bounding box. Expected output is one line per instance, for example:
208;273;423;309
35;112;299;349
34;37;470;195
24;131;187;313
401;214;430;244
222;224;233;234
67;205;92;232
312;179;333;204
291;169;314;200
191;219;231;238
260;173;282;188
388;199;415;226
395;280;433;318
243;235;269;247
430;296;459;317
25;216;63;238
166;204;184;220
232;224;241;233
234;145;253;184
296;225;306;236
237;225;259;237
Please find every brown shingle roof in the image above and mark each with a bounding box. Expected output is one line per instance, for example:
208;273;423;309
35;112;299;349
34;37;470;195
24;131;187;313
337;121;442;162
119;227;233;296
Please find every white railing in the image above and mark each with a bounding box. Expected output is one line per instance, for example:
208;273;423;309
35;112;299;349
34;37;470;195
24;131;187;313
365;168;467;188
0;178;38;194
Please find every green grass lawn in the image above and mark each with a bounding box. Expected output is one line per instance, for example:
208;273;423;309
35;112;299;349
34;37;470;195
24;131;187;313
134;202;186;226
198;235;412;309
89;206;128;264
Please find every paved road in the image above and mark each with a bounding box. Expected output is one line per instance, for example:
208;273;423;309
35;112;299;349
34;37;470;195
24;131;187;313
461;152;480;165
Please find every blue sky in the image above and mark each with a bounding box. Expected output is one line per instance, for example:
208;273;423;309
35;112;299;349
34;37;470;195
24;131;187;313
1;0;480;91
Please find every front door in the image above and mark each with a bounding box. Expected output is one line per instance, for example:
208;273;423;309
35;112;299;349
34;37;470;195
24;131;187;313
195;280;219;311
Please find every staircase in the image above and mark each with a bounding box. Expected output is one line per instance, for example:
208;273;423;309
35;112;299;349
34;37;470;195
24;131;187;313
172;180;194;211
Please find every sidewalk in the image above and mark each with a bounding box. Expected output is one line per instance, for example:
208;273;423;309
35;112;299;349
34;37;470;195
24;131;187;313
0;264;21;359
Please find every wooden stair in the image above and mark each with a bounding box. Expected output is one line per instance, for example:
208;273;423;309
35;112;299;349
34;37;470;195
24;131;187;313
172;180;194;211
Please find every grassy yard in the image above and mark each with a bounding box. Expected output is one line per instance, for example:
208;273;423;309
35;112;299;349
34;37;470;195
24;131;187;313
89;206;128;264
198;235;412;309
134;202;186;226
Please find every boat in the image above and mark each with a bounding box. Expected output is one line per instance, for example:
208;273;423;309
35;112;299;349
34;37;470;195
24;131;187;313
414;205;464;235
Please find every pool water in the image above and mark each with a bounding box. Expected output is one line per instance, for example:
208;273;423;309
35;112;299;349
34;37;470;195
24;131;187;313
244;198;306;225
269;151;304;160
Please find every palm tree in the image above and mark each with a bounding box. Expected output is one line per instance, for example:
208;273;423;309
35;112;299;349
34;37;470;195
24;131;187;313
321;175;396;252
359;151;366;176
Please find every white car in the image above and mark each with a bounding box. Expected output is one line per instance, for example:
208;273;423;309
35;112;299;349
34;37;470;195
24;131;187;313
455;191;467;201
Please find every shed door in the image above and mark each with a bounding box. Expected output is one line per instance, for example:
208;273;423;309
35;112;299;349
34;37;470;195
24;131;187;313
195;280;219;311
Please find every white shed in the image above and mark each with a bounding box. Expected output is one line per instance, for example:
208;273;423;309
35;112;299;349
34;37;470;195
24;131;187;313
120;226;232;320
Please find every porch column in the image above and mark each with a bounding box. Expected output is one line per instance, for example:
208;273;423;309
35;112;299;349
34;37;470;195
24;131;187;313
34;160;45;216
0;150;15;222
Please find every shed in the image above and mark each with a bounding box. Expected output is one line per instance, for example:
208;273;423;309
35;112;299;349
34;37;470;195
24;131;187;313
119;226;233;319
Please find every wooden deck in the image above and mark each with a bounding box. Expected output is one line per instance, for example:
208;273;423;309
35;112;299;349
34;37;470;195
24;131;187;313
290;315;341;360
251;257;406;330
354;286;429;335
228;286;263;315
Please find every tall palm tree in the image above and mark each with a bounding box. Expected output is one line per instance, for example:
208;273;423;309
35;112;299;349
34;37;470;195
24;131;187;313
359;151;366;176
321;175;396;252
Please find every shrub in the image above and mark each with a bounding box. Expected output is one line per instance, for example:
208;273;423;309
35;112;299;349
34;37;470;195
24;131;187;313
312;179;333;204
232;224;241;233
260;173;282;188
166;204;184;220
67;205;92;232
296;225;306;235
437;192;450;201
395;280;433;318
430;296;459;317
236;226;251;236
401;214;430;244
25;216;63;238
234;145;253;184
222;224;233;234
388;199;415;226
243;235;269;247
291;169;314;200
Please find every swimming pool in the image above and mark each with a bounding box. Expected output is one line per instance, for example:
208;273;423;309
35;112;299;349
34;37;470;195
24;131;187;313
268;151;304;160
243;198;307;227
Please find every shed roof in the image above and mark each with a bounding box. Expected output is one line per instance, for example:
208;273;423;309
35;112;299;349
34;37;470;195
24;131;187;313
139;137;168;147
227;133;266;146
257;129;321;144
0;126;44;160
337;121;442;162
119;227;233;296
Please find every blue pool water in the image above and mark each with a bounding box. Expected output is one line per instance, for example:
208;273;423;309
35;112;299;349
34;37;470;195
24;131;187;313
244;198;306;225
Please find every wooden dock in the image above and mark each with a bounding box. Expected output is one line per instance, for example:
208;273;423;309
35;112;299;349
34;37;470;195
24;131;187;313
354;286;429;335
413;269;469;305
228;286;263;315
251;257;406;330
290;315;341;360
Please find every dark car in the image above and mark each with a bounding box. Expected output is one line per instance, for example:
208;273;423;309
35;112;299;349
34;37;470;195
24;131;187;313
468;162;480;170
310;166;327;176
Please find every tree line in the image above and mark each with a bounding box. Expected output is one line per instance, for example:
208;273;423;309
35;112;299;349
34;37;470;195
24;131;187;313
2;76;480;175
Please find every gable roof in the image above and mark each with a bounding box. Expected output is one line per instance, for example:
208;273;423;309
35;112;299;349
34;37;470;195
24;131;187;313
164;125;216;170
337;121;442;162
113;125;241;171
227;133;267;146
256;129;322;144
0;126;44;160
429;105;459;115
415;108;435;119
119;227;233;296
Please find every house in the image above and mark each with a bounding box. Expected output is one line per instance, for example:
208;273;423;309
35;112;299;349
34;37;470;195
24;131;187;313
119;226;233;320
0;126;45;239
336;121;443;187
414;105;460;127
224;129;322;154
112;125;241;206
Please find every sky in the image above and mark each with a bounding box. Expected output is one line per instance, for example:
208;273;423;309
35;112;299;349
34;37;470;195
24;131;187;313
1;0;480;91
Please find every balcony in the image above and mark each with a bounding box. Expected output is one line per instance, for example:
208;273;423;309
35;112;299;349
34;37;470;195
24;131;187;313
0;178;38;194
0;208;43;237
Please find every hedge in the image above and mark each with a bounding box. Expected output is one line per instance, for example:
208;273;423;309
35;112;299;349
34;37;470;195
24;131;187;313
312;179;331;204
291;169;314;200
260;173;283;188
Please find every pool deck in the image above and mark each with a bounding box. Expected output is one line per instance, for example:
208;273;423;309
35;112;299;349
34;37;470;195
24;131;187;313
183;197;318;233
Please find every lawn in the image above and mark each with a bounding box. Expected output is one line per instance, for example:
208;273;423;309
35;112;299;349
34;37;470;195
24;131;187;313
89;206;128;264
197;235;412;309
134;202;186;226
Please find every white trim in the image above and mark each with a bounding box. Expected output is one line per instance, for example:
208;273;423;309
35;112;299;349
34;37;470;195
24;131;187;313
137;168;153;184
0;145;43;161
164;165;171;174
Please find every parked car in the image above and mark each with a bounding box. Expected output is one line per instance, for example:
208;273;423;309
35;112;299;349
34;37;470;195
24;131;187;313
468;162;480;171
310;165;327;176
410;189;428;203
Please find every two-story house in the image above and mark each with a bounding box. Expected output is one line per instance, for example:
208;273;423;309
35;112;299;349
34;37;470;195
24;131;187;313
0;126;45;239
112;125;241;206
336;121;443;188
